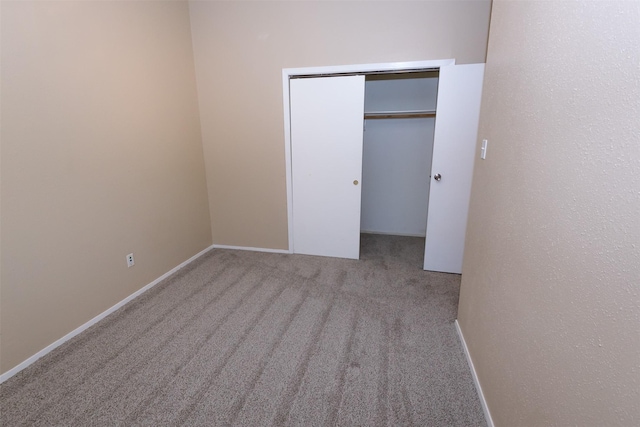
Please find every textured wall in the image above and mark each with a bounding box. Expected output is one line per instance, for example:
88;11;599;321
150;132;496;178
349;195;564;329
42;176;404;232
458;1;640;425
188;1;491;249
1;1;212;374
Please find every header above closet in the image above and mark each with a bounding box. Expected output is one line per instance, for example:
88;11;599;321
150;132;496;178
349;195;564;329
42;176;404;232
290;68;439;80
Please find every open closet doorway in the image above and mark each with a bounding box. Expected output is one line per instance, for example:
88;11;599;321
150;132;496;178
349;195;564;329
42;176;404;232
360;70;438;238
360;71;439;267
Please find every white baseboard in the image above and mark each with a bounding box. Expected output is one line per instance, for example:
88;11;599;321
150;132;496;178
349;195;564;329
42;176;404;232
0;244;215;384
360;230;425;238
212;244;291;254
455;319;495;427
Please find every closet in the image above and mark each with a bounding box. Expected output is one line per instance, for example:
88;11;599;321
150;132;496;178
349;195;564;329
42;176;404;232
285;61;484;274
361;71;438;239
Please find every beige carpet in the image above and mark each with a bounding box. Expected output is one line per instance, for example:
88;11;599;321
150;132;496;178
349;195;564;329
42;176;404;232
0;234;486;426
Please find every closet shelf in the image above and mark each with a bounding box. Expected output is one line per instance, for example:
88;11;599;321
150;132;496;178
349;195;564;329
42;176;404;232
364;110;436;120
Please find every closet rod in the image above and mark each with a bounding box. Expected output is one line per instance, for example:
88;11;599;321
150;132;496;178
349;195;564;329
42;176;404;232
364;111;436;120
290;68;439;79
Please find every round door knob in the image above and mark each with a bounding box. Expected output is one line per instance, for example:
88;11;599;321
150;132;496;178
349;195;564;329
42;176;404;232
434;173;442;181
353;180;359;185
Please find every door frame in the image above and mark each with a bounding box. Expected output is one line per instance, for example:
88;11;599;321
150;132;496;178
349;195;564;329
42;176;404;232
282;59;456;253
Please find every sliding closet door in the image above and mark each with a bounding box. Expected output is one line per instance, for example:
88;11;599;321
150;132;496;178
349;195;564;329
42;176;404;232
290;76;365;259
424;64;485;273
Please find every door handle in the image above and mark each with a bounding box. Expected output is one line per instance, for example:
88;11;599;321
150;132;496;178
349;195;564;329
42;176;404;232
434;173;442;181
353;180;359;186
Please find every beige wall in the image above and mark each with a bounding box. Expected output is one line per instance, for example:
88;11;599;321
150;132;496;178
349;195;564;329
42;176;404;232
458;1;640;426
0;1;212;374
188;0;491;249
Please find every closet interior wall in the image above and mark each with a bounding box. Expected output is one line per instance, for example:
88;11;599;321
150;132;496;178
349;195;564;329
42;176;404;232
360;72;440;237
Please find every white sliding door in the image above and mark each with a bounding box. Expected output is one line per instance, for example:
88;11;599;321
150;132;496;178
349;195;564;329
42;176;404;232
424;64;485;273
290;75;365;259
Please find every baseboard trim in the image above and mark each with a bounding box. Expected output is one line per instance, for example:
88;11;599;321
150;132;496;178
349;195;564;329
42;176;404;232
454;319;495;427
0;244;215;384
211;244;290;254
360;230;425;238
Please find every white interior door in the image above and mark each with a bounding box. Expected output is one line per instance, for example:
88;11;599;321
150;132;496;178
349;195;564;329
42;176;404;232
290;75;365;259
424;64;485;273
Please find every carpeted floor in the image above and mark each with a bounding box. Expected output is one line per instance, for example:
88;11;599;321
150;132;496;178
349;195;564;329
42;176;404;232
0;234;486;426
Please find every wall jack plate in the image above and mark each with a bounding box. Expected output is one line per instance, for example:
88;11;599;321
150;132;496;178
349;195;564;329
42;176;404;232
126;253;135;268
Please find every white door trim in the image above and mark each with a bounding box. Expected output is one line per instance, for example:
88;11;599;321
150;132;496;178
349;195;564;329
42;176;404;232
282;59;456;253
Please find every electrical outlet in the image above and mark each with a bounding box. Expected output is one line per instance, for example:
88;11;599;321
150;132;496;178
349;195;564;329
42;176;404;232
126;253;135;267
